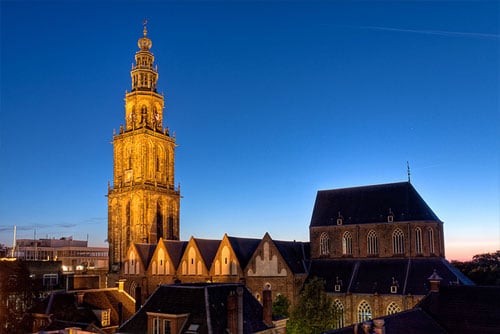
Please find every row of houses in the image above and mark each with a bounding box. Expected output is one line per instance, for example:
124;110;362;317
120;232;309;307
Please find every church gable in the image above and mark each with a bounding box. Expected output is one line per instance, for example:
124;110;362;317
211;234;240;277
246;234;289;277
148;238;177;276
123;243;154;275
178;237;220;279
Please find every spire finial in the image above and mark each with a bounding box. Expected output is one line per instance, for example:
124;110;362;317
143;19;148;36
407;161;411;183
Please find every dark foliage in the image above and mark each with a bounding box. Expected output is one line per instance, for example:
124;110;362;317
451;251;500;286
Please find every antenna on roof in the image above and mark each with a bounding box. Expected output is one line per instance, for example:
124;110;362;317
407;161;411;183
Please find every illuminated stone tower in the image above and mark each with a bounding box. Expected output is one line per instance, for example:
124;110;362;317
108;24;180;271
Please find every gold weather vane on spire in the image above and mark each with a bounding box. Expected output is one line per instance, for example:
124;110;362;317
143;19;148;36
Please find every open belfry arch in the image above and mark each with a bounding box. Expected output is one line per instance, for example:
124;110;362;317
108;23;180;272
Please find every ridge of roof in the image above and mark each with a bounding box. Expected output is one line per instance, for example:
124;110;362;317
310;181;441;227
193;238;221;269
227;236;262;269
134;243;156;269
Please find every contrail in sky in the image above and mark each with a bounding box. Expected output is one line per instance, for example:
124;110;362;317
345;25;500;40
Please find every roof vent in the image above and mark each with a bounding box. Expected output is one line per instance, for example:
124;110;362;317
387;208;394;223
390;277;399;294
337;212;343;225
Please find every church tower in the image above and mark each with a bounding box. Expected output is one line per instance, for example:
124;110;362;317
108;23;180;271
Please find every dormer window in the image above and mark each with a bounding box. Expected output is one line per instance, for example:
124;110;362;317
337;212;343;225
387;208;394;222
390;277;399;294
334;276;343;292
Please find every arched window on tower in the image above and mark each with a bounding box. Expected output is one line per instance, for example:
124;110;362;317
342;231;353;255
392;228;405;255
428;228;435;254
367;230;378;255
357;300;372;323
415;227;423;254
156;202;163;242
320;232;330;256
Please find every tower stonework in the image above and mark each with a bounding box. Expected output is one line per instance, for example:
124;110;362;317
108;25;180;272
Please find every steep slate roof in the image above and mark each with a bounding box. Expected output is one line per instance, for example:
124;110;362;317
309;258;473;295
227;236;261;269
273;239;310;274
328;286;500;334
162;240;188;268
134;243;156;269
193;238;221;269
310;182;441;227
327;308;447;334
417;286;500;333
118;283;270;334
29;288;135;332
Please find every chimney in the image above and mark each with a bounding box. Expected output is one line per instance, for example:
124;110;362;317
373;319;385;334
227;291;237;334
135;286;142;312
237;287;243;334
262;289;273;326
117;279;125;292
428;269;443;292
361;321;372;334
118;302;123;326
76;292;85;306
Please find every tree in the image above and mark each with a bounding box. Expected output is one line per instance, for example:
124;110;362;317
272;294;290;318
452;250;500;286
287;277;339;334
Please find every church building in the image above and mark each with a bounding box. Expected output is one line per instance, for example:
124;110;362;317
109;26;473;329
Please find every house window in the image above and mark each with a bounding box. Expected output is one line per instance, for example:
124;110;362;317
43;274;58;288
392;228;405;254
101;309;110;327
428;228;435;254
415;227;423;254
367;230;378;255
387;302;401;315
163;319;171;334
152;317;160;334
320;232;330;255
333;299;344;329
342;231;353;255
357;300;372;323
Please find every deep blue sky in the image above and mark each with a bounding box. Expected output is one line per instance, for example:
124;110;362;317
1;1;498;260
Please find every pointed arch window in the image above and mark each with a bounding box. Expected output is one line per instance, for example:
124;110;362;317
357;300;372;323
392;228;405;254
367;230;378;255
342;231;353;255
387;302;401;315
415;227;423;254
333;299;344;329
428;228;435;254
320;232;330;255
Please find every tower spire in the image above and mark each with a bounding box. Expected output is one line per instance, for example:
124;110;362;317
407;161;411;183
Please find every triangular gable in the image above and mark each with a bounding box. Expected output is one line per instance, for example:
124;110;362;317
246;233;295;277
178;237;220;277
163;239;188;268
148;238;186;275
134;243;156;269
124;243;155;275
194;238;221;270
